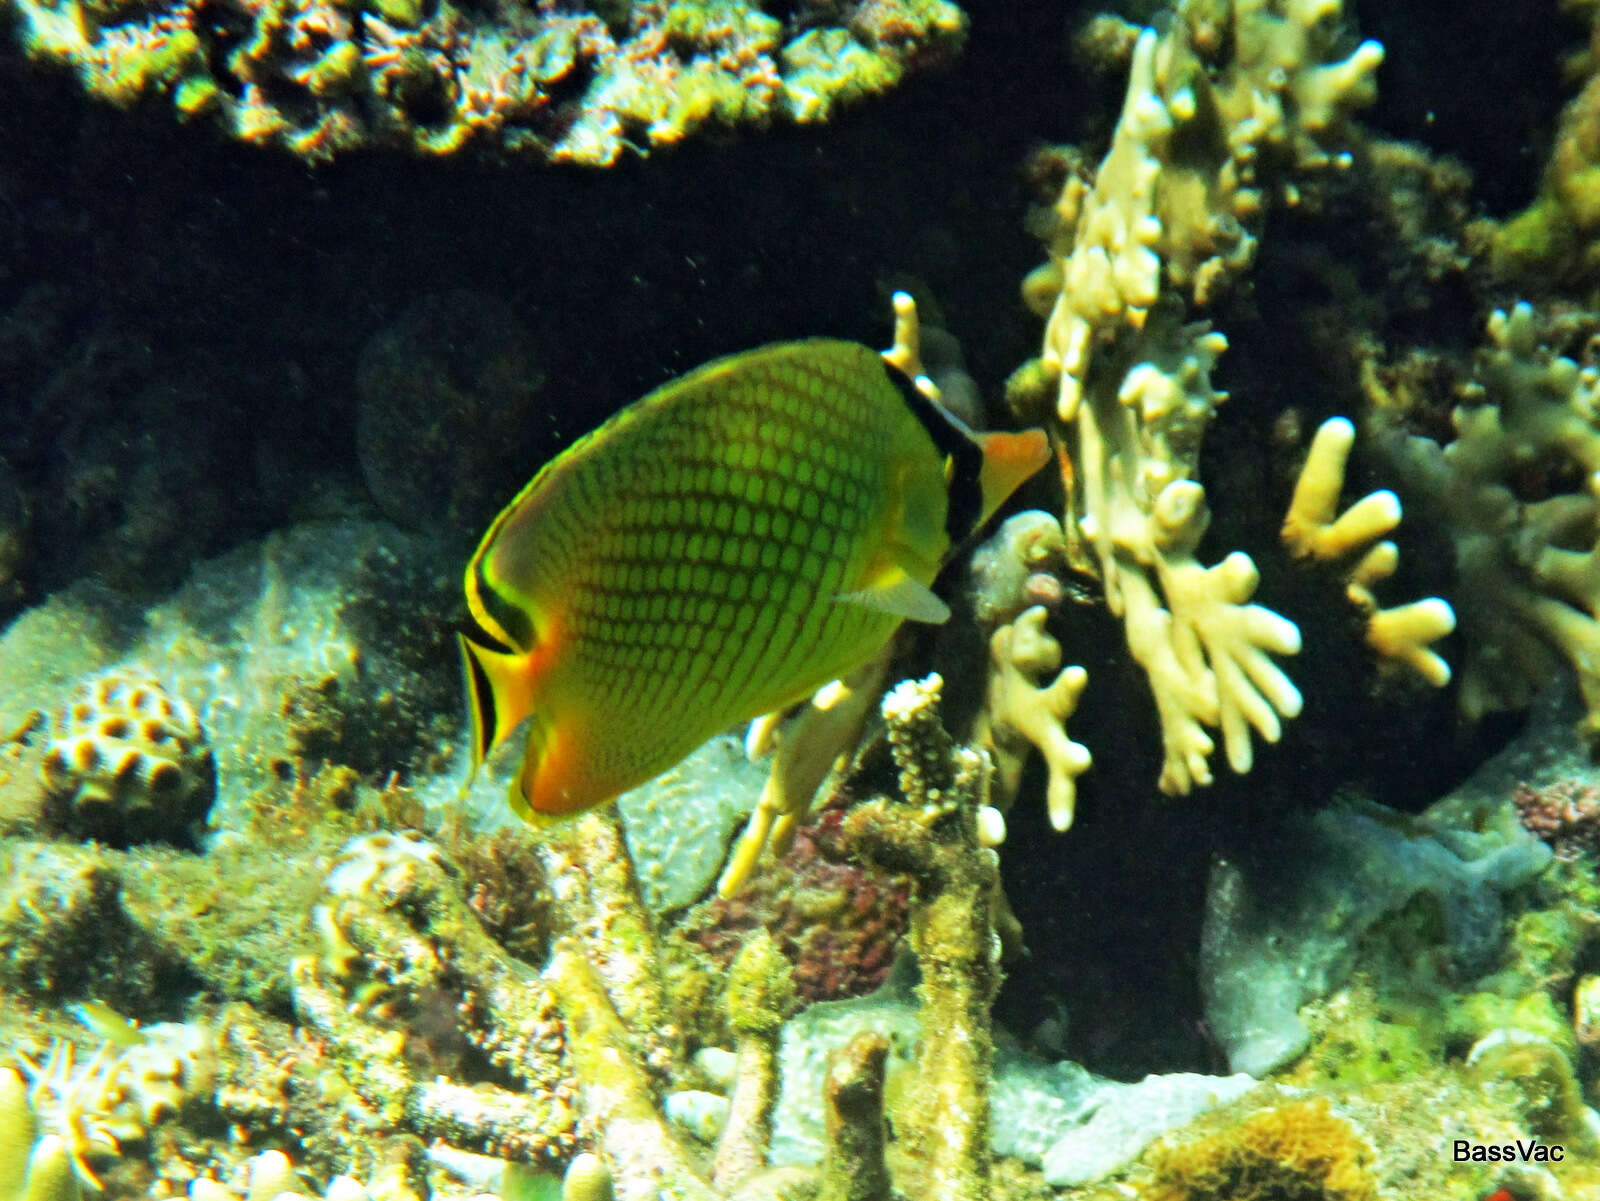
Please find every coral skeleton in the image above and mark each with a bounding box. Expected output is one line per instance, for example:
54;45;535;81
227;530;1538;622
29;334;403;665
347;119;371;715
833;674;1000;1201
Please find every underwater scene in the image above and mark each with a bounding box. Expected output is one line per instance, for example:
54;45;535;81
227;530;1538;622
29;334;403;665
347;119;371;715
5;0;1600;1197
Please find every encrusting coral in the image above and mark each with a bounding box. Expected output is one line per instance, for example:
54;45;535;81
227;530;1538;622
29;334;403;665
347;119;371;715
1146;1097;1376;1201
1015;0;1394;795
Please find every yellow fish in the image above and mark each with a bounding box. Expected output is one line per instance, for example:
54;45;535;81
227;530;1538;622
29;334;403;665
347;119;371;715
459;338;1048;820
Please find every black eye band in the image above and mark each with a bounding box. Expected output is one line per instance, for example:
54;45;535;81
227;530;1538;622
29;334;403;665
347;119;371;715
882;360;984;541
471;561;535;652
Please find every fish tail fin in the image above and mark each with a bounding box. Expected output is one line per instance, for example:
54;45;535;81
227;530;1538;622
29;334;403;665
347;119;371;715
457;632;534;794
974;428;1050;526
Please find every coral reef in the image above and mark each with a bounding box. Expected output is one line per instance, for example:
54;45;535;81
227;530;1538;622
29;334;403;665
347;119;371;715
38;669;214;847
4;0;966;162
11;2;1600;1200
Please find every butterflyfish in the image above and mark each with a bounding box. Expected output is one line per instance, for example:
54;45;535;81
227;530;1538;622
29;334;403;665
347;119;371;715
459;337;1049;820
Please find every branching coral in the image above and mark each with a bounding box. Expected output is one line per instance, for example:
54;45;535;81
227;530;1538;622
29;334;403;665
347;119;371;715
1281;416;1455;687
971;605;1089;833
1375;302;1600;744
1016;0;1390;794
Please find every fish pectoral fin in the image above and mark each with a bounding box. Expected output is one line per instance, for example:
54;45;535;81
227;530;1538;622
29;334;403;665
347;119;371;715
836;569;951;624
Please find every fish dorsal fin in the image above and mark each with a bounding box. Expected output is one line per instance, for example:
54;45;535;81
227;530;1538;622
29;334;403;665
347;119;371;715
837;567;951;624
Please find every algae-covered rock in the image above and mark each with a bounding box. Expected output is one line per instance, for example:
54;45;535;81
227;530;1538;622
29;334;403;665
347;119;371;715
356;291;546;544
1200;797;1552;1077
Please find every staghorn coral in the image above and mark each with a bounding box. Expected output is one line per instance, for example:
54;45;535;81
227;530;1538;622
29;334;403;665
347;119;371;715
1374;302;1600;746
38;669;214;847
1017;0;1388;796
5;0;966;163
